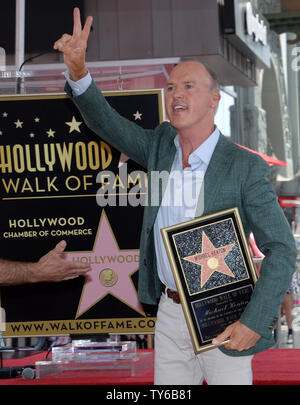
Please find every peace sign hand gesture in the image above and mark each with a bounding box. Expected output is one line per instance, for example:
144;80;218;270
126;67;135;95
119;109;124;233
53;7;93;81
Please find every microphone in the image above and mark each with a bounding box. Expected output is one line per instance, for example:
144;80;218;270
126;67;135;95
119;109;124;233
0;365;35;379
16;50;56;94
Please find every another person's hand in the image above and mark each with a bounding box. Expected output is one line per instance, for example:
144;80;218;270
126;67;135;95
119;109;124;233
32;240;91;283
53;7;93;81
212;320;261;351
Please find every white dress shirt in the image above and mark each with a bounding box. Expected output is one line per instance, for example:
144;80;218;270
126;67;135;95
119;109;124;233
65;71;220;291
154;129;220;291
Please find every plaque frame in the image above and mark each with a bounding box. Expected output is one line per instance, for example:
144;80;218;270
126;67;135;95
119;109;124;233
161;207;258;353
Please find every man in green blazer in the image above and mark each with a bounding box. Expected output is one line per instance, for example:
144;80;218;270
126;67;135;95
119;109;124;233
54;8;297;384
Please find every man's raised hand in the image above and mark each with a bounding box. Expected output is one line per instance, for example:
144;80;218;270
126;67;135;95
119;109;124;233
53;7;93;81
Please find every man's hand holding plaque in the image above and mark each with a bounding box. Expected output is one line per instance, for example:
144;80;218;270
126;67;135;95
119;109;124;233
212;320;261;351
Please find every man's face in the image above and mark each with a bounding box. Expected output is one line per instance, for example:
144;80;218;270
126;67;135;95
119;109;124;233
165;62;220;134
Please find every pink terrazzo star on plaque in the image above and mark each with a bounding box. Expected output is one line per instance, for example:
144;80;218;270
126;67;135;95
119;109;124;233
64;210;144;318
183;232;235;288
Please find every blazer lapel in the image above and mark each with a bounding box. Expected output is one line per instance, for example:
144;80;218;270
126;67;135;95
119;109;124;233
195;134;236;217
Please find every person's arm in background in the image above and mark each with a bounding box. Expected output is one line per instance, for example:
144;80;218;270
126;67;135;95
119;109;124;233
0;240;91;285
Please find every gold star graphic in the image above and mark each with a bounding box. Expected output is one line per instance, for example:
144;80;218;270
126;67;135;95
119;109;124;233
46;128;55;138
29;133;35;138
14;119;23;128
34;117;40;123
183;232;235;288
65;116;82;133
2;112;8;118
0;130;3;135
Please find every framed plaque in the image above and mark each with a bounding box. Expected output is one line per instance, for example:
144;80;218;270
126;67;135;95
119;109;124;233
161;207;258;353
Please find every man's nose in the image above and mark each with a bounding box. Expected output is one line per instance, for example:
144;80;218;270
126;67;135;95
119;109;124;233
172;88;184;99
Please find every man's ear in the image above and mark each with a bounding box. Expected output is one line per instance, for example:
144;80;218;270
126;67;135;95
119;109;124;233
211;90;221;111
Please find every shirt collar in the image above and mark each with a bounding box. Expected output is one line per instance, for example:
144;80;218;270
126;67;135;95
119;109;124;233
174;126;220;167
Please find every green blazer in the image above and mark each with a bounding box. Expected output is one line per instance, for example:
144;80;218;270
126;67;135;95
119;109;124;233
66;80;297;356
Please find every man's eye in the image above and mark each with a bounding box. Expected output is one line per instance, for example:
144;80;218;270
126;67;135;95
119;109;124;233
167;86;174;92
185;84;193;89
